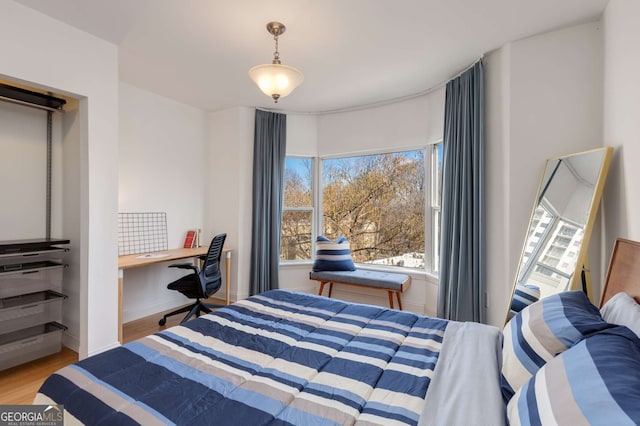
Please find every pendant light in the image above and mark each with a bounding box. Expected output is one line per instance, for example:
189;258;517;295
248;22;304;103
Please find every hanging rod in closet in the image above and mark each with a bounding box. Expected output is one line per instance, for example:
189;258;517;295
0;83;66;112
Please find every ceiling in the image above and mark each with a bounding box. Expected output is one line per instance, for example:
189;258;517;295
15;0;609;113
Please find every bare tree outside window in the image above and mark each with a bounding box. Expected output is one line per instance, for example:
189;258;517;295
322;150;426;269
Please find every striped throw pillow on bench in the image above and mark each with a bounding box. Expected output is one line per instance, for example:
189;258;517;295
312;236;356;272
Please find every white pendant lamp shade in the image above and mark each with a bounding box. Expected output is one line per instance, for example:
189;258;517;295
249;22;303;103
248;63;304;101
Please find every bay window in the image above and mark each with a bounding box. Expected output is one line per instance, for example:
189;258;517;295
281;143;442;274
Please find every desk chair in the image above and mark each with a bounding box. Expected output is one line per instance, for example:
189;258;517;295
159;233;227;325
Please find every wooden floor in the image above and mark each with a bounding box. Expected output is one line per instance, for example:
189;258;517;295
0;346;78;405
0;301;221;405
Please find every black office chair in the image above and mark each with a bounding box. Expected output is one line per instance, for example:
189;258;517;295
159;233;227;326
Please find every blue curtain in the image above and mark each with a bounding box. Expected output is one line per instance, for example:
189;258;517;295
437;60;485;323
250;110;287;295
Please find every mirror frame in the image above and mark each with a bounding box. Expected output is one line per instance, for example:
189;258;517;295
505;146;613;323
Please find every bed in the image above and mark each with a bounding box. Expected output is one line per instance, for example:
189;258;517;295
35;238;640;425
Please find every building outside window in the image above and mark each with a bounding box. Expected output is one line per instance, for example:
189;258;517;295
280;143;442;274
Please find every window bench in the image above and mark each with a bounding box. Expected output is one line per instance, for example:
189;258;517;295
309;269;411;310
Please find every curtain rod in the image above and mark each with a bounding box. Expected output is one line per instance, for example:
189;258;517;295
445;56;484;83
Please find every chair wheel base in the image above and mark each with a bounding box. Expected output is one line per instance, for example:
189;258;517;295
158;318;166;326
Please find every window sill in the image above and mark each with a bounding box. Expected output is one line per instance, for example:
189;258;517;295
356;264;438;284
279;261;314;269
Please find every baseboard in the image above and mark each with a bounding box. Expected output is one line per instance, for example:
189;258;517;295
62;331;80;353
123;299;188;323
87;341;120;357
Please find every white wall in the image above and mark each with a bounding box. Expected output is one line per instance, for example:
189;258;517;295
602;0;640;258
484;44;511;326
0;101;62;239
317;93;445;157
118;82;208;321
287;114;318;155
205;107;254;301
485;21;604;325
0;1;119;357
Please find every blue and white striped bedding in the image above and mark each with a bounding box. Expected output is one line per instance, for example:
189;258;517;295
36;290;466;426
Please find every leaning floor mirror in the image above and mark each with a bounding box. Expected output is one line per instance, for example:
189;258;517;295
506;146;613;321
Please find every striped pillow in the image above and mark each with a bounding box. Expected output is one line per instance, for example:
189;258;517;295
501;290;611;403
508;284;541;319
507;326;640;425
312;236;356;272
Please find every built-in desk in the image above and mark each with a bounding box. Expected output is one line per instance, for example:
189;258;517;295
117;246;232;343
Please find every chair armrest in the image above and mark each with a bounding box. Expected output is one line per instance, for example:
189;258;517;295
168;263;199;273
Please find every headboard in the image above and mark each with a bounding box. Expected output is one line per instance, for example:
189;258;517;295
600;238;640;307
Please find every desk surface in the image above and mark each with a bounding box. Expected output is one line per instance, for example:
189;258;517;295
116;246;233;344
118;246;210;269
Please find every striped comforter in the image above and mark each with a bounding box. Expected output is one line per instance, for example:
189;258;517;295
37;290;449;425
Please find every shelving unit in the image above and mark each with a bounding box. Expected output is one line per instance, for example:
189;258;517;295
0;238;69;370
0;83;71;369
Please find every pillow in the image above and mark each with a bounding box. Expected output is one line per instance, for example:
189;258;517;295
507;326;640;425
501;290;611;403
601;291;640;338
508;283;541;319
312;236;356;272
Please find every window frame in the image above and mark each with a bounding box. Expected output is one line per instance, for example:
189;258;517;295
427;142;442;274
280;142;442;275
280;156;317;264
